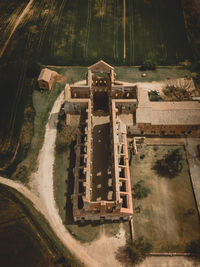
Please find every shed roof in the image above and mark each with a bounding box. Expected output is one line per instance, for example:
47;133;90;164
38;68;53;82
136;87;200;125
88;60;114;71
151;109;200;125
136;101;200;125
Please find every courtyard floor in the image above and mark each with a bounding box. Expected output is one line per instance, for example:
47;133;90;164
130;145;200;253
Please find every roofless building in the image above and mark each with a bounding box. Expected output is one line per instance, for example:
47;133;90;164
65;60;136;221
64;60;200;222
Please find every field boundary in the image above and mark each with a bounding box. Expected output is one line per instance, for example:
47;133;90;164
149;253;190;256
184;139;200;217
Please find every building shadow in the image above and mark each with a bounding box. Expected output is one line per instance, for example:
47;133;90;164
65;141;76;225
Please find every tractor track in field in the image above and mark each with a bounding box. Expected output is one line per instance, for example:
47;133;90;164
0;0;34;58
123;0;126;60
0;4;25;51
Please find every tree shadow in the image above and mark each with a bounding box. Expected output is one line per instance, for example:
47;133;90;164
115;246;133;267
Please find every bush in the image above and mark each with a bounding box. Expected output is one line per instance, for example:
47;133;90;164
26;61;41;78
190;60;200;73
139;60;156;71
148;91;162;101
126;237;152;264
132;180;151;199
153;149;183;178
186;238;200;260
163;85;192;101
14;165;28;183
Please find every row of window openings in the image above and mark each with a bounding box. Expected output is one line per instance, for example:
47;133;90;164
93;88;107;92
93;80;108;86
141;130;192;134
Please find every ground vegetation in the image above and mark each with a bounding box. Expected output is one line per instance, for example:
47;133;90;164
130;145;200;252
126;237;152;265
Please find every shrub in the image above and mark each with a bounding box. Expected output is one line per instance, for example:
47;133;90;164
148;91;162;101
186;238;200;260
139;60;156;71
190;60;200;73
14;165;28;183
153;149;183;178
163;85;192;101
132;180;151;199
126;237;152;264
26;61;41;78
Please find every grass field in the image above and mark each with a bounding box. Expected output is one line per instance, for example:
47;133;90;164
130;145;200;253
0;0;193;171
115;66;191;83
126;0;192;65
3;0;191;66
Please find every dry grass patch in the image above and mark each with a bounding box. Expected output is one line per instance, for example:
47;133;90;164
130;145;200;252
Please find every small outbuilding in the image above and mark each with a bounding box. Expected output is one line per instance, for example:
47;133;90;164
38;68;57;90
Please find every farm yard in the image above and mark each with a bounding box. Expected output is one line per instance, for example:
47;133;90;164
0;0;195;173
130;145;200;253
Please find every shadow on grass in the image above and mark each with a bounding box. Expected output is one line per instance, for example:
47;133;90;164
65;141;76;225
115;246;132;267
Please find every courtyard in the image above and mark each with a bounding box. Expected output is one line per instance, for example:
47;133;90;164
130;145;200;253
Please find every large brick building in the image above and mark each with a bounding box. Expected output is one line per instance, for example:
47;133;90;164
64;60;200;222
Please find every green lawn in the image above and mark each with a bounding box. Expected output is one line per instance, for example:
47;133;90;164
10;81;64;182
130;145;200;252
115;66;191;83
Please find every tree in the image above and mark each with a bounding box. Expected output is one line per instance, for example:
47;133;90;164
148;91;162;101
186;238;200;260
163;85;192;101
26;60;41;78
14;165;28;183
126;237;152;264
153;149;183;178
132;180;151;199
139;60;156;71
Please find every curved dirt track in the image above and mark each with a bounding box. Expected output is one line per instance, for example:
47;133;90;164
0;90;97;267
30;90;97;267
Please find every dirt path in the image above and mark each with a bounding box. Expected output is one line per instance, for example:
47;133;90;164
28;90;97;267
0;88;127;267
84;223;126;267
0;0;34;58
0;90;97;267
